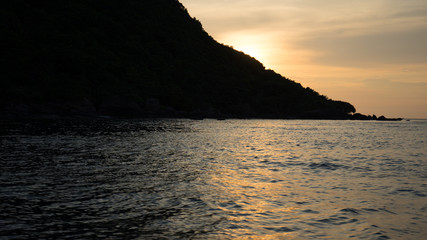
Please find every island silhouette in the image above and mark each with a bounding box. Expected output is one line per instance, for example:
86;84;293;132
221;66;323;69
0;0;400;120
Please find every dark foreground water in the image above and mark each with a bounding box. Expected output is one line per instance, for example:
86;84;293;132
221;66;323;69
1;119;426;239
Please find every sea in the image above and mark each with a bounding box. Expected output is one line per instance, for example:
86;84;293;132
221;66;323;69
1;118;426;239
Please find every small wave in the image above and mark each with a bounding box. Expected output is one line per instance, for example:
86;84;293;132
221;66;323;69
374;231;391;239
391;189;427;197
301;209;320;214
308;162;349;170
264;226;295;232
340;208;360;214
317;217;358;225
339;208;397;215
362;208;379;212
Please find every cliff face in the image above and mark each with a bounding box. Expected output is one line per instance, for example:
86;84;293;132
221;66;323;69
1;0;356;119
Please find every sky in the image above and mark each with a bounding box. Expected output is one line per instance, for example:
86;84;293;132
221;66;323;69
179;0;427;118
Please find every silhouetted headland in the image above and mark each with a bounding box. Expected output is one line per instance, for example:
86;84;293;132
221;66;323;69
0;0;401;120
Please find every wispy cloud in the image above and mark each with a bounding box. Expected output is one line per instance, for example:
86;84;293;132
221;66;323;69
298;27;427;67
180;0;427;118
183;0;427;63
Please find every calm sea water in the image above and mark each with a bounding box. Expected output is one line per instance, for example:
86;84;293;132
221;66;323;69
1;119;426;239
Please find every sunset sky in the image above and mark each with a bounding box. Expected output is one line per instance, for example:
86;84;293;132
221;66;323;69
180;0;427;118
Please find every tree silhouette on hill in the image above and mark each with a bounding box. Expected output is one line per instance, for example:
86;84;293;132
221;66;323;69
1;0;358;119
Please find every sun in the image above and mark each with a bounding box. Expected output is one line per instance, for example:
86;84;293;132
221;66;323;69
237;44;264;60
220;33;271;63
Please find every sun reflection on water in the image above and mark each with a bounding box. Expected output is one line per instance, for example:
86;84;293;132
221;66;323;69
189;120;427;239
2;119;425;239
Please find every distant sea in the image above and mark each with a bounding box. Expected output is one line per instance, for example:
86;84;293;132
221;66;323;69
1;119;426;239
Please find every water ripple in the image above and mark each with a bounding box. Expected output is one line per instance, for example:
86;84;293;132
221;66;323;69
1;119;426;239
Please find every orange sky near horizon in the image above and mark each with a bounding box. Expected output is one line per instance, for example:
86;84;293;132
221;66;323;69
180;0;427;119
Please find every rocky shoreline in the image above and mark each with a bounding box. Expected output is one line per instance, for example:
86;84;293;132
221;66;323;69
1;99;403;121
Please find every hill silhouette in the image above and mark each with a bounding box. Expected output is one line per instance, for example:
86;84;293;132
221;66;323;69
1;0;359;119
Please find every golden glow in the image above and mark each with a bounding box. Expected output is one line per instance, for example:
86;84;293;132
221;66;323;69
180;0;427;118
220;33;275;67
207;166;301;238
186;119;427;238
237;44;264;61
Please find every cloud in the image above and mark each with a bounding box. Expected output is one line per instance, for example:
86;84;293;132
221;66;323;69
180;0;427;117
297;27;427;67
183;0;427;69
